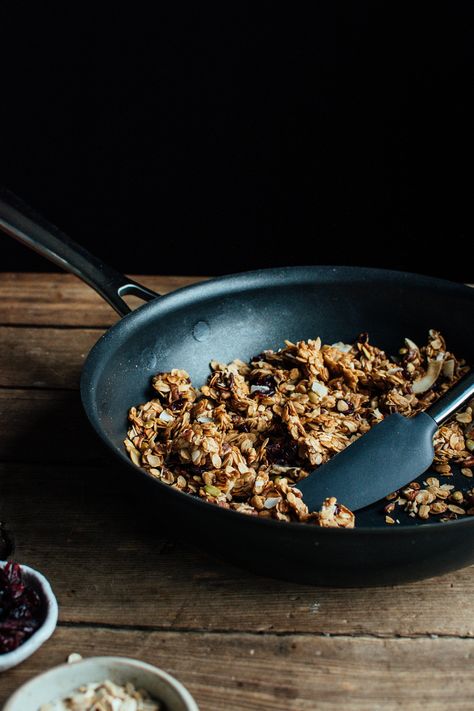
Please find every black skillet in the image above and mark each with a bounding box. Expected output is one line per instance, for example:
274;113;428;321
1;191;473;586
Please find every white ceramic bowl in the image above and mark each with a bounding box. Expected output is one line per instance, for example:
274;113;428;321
3;656;199;710
0;561;58;672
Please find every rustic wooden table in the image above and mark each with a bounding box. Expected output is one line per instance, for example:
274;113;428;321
1;273;474;710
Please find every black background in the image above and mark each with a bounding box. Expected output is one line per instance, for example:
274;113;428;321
0;5;472;280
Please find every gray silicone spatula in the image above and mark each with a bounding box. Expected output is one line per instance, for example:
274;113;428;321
297;370;474;512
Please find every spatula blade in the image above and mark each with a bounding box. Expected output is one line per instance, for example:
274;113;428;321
297;412;438;512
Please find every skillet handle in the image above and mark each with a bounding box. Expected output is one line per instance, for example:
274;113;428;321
0;189;159;317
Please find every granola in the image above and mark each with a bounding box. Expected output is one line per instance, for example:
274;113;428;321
125;329;471;527
384;476;474;523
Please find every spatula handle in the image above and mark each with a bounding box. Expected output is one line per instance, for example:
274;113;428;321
425;370;474;426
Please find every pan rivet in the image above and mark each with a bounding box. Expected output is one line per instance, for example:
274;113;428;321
193;320;210;342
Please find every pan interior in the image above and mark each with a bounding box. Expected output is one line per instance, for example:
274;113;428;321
81;267;474;528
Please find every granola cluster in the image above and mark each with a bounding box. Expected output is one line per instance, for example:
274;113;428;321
125;330;471;527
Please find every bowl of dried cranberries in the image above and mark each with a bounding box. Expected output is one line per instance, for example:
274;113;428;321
0;561;58;671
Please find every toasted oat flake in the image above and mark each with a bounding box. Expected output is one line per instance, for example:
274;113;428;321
418;504;431;519
448;504;466;515
125;331;469;527
430;501;448;514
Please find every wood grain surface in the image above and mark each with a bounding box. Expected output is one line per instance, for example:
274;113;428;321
0;273;473;710
2;628;474;711
0;273;207;327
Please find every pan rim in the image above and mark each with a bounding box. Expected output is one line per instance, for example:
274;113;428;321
81;264;474;536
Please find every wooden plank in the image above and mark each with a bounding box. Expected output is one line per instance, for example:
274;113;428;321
1;627;474;710
0;273;207;327
0;327;102;389
0;390;104;463
2;461;474;637
0;274;469;328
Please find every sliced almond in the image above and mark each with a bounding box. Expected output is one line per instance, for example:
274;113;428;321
412;360;443;394
404;337;419;351
442;358;455;379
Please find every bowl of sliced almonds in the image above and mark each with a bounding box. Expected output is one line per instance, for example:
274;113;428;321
3;656;199;711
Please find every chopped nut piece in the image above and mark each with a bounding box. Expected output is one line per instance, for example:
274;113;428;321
311;380;328;398
41;679;161;710
67;652;83;664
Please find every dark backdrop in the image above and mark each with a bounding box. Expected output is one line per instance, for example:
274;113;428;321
0;6;472;280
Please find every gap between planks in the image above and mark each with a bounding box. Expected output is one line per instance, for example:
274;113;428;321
56;620;474;641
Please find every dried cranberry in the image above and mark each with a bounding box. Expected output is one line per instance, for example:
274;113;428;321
0;562;43;654
170;398;186;411
170;458;205;478
229;414;250;432
266;437;299;466
250;351;270;364
357;332;369;344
